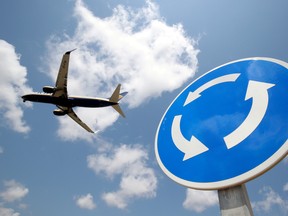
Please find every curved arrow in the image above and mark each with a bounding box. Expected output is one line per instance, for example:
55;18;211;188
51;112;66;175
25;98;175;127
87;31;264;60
171;115;209;161
224;81;275;149
184;73;241;106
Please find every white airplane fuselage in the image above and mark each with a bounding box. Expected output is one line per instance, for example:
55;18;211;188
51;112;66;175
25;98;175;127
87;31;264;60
22;93;117;108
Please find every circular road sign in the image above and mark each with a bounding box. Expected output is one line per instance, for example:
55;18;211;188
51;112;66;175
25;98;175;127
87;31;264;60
155;58;288;190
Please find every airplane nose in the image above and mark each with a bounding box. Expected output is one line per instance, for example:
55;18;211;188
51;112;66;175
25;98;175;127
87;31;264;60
21;95;27;102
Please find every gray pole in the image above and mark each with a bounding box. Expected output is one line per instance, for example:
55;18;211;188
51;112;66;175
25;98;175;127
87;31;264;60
218;184;254;216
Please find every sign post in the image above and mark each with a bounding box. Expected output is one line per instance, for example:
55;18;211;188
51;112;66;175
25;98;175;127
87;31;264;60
155;58;288;214
218;184;253;216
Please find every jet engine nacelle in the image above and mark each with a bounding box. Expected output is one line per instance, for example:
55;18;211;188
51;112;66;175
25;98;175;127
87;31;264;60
53;109;66;116
43;86;55;93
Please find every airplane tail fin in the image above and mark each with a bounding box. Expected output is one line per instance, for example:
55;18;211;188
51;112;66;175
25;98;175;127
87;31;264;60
109;84;128;118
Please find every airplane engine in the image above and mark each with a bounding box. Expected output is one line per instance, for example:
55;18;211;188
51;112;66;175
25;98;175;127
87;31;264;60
53;109;66;116
43;86;55;93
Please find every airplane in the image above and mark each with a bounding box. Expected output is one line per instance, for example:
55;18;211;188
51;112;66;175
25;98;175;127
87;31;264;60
22;49;127;133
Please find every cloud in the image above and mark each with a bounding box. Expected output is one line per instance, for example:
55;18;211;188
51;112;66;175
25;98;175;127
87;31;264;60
0;207;20;216
0;180;29;203
0;40;32;133
183;189;218;212
253;186;288;214
284;183;288;192
44;0;199;141
0;146;3;154
75;193;96;210
87;144;157;209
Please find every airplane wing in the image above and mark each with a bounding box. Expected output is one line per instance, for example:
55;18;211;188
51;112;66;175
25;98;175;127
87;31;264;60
58;106;94;133
52;49;76;98
67;108;94;133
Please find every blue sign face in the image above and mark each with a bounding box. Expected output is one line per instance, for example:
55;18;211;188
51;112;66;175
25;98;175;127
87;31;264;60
155;58;288;189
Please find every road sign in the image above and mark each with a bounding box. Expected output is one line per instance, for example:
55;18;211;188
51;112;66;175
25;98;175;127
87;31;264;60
155;58;288;190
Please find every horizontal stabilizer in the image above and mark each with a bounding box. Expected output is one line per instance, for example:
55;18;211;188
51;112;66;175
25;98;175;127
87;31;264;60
109;84;127;117
119;91;128;101
112;104;125;118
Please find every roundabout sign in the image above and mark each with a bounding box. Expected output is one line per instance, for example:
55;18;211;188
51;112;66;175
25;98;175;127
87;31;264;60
155;58;288;190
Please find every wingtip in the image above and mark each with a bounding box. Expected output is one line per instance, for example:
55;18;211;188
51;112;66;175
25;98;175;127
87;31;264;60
65;48;77;55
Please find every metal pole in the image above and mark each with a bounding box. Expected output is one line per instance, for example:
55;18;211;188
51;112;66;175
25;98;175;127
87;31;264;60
218;184;254;216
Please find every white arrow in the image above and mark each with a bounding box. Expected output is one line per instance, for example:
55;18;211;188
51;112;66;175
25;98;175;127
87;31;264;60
171;115;209;161
224;80;275;149
184;73;241;106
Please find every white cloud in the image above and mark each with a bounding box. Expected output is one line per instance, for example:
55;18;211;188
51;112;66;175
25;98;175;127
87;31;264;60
0;180;29;203
284;183;288;192
0;207;20;216
44;0;199;141
87;144;157;209
183;189;218;212
253;186;288;213
75;193;96;210
0;40;32;133
0;146;3;154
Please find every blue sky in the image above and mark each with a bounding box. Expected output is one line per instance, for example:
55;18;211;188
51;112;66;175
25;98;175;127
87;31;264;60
0;0;287;215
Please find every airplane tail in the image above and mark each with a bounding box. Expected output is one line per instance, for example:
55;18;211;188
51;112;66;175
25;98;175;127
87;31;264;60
109;84;128;118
